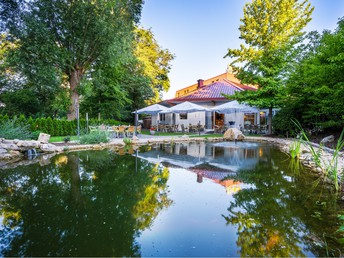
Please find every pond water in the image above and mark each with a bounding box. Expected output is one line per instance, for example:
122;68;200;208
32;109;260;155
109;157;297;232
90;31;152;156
0;141;343;257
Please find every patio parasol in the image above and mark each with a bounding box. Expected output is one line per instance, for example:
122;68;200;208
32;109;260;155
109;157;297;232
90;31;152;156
160;101;209;113
211;100;259;114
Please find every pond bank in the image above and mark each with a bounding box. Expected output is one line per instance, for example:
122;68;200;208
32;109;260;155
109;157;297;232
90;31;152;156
1;135;343;190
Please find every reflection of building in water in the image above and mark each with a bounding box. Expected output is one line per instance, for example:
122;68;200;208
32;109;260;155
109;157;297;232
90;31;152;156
137;142;265;174
190;164;242;194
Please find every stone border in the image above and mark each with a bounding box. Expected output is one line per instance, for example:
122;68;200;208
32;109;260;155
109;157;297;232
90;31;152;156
1;136;343;181
245;136;344;182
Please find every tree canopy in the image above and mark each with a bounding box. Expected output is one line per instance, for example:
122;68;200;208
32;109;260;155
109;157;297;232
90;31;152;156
224;0;314;134
0;0;147;120
282;18;344;131
134;27;175;104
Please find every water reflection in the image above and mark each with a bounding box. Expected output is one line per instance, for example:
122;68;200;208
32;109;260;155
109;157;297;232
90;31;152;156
0;142;343;257
137;142;344;256
0;150;171;257
137;141;263;192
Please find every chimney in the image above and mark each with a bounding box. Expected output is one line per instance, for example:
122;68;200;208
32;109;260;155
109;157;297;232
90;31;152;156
197;79;204;88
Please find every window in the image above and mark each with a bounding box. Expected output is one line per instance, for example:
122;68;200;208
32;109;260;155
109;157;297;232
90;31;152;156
159;113;166;121
179;113;187;120
244;113;255;125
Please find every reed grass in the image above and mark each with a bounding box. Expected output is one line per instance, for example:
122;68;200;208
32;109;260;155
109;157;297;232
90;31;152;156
289;138;302;159
327;129;344;191
292;119;344;192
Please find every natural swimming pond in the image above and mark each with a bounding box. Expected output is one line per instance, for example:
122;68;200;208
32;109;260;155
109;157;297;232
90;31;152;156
0;141;343;256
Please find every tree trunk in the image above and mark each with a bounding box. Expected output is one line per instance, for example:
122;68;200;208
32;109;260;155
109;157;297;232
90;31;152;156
67;69;83;120
268;106;273;135
68;153;84;209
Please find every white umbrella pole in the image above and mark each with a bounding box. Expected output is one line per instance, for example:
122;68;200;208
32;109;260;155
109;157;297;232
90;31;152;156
134;111;138;135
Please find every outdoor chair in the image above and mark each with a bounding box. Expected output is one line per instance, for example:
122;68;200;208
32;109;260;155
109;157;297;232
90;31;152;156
172;124;179;132
215;125;222;133
89;126;98;133
112;126;119;138
126;126;135;137
116;126;126;138
137;125;142;134
181;124;188;133
98;124;107;131
107;126;116;138
158;124;165;132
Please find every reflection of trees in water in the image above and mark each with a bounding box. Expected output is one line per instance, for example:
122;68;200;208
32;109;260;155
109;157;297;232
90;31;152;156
0;150;171;257
222;149;343;257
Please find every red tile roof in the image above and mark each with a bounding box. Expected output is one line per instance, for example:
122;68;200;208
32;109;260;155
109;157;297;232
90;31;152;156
168;79;256;103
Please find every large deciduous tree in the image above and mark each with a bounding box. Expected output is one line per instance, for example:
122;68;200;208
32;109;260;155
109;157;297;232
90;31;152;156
80;26;174;121
0;0;143;120
224;0;313;134
134;27;174;104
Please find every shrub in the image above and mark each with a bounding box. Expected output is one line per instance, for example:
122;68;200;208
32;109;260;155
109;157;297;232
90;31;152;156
79;130;109;144
272;106;299;137
0;119;32;140
123;137;132;145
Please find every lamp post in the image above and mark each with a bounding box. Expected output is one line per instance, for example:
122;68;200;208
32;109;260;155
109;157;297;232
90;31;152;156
76;99;80;140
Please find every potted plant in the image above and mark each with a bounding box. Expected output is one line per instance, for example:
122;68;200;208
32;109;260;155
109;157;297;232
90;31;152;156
150;126;156;135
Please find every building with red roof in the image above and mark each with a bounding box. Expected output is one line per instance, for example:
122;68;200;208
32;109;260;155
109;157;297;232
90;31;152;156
156;67;265;131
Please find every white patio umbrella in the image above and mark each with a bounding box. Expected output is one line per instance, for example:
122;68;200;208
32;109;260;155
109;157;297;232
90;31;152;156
160;101;209;134
134;103;169;115
133;104;170;134
160;101;210;113
211;100;259;114
211;101;259;130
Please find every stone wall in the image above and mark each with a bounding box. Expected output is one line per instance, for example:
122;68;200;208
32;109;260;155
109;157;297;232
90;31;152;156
0;138;63;160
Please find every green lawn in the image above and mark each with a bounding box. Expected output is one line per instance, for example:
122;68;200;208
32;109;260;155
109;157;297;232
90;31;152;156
49;131;259;142
49;136;79;143
140;129;223;138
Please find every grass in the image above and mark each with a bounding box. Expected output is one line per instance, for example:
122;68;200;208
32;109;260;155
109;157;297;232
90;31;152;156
140;129;223;138
49;136;79;143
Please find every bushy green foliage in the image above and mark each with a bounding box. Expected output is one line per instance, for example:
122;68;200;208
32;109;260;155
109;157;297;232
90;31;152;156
0;115;123;137
31;131;42;140
0;119;32;140
285;19;344;130
123;137;132;146
80;131;109;144
272;107;300;137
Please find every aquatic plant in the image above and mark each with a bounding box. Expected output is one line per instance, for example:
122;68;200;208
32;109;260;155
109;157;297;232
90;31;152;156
337;214;344;244
289;138;302;159
326;129;344;191
293;119;344;192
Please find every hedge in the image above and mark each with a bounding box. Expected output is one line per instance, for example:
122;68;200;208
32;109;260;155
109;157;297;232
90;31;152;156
0;115;124;137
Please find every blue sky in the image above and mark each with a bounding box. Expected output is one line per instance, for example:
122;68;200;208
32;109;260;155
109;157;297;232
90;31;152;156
139;0;344;100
